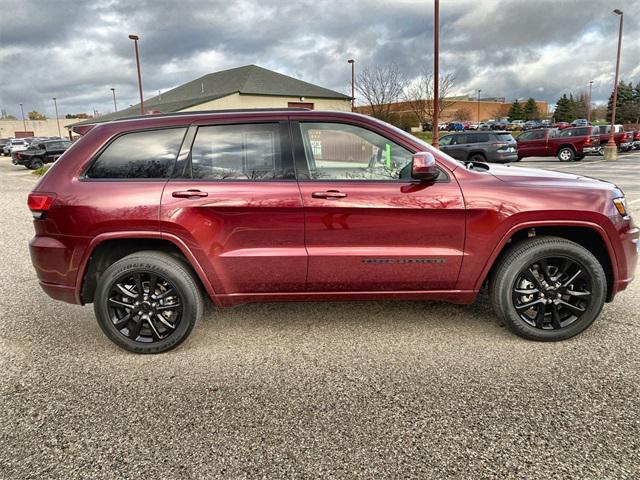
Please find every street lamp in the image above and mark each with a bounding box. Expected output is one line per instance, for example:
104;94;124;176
605;9;623;161
432;0;440;148
110;87;118;112
477;89;482;124
52;97;61;137
587;81;593;122
19;103;26;132
347;59;355;112
128;34;144;114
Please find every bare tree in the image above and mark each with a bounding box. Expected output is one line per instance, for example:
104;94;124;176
404;71;456;130
454;108;471;122
356;64;407;122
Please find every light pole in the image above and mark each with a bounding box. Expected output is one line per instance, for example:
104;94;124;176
347;59;355;112
477;89;482;124
19;103;26;132
587;81;594;122
110;87;118;112
605;9;623;161
128;34;144;115
432;0;440;148
52;97;61;137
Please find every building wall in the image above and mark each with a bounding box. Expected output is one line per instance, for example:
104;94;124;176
180;92;351;112
356;99;549;125
0;119;67;138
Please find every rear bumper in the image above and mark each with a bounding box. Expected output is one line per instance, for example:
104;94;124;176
582;146;600;154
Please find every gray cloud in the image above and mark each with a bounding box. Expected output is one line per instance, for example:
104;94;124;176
0;0;638;118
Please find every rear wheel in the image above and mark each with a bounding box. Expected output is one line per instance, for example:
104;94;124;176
490;237;606;341
28;157;44;170
94;251;203;353
557;148;574;162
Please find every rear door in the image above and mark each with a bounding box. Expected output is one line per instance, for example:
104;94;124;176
160;120;307;295
292;120;465;292
444;134;468;160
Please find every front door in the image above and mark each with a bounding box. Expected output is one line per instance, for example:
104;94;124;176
161;121;307;295
292;121;465;292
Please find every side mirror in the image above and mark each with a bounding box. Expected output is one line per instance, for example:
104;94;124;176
411;152;438;181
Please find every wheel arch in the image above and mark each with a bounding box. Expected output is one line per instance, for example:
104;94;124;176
479;222;618;301
76;232;217;305
466;150;487;161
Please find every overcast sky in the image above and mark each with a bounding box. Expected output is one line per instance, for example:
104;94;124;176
0;0;638;118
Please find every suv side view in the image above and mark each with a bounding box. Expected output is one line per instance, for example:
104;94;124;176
438;131;517;163
12;139;71;169
29;110;638;353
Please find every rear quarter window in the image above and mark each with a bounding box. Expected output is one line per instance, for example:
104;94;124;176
493;133;514;142
86;128;186;179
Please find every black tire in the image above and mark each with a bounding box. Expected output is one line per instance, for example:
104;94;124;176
28;157;44;170
574;154;585;161
489;236;606;341
557;147;574;162
94;251;203;353
468;153;486;163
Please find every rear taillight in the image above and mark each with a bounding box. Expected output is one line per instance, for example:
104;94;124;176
621;133;628;140
28;193;56;219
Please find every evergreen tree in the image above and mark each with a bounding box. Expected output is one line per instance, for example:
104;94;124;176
553;94;572;123
523;97;540;121
507;99;524;120
607;81;637;123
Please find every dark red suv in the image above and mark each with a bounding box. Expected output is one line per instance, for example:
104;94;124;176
28;109;638;353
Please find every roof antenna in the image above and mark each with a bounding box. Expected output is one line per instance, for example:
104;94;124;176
201;82;204;94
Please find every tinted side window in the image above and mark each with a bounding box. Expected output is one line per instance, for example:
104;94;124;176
474;133;490;143
451;134;467;145
87;128;186;179
189;123;290;180
298;122;413;181
529;130;545;140
494;133;514;142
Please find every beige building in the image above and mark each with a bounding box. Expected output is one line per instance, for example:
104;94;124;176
0;118;67;139
70;65;351;133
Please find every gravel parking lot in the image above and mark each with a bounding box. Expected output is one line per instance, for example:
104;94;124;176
1;154;639;479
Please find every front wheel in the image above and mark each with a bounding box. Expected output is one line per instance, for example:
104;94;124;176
490;237;606;341
94;251;203;353
28;158;44;170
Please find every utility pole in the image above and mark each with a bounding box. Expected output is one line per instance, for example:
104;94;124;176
477;89;482;124
110;88;118;112
587;81;593;122
432;0;440;148
19;103;26;131
605;9;623;161
128;34;144;114
52;97;61;137
347;59;355;112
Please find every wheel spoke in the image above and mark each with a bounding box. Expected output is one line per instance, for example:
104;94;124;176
134;273;144;296
109;298;133;310
156;314;176;329
514;287;539;295
558;299;585;316
113;312;132;328
534;304;546;328
148;274;158;295
551;304;562;329
515;298;545;311
146;316;162;339
522;269;544;290
553;259;571;282
116;284;137;298
538;259;550;282
154;288;175;300
156;302;181;312
562;269;583;288
565;289;591;297
128;320;142;340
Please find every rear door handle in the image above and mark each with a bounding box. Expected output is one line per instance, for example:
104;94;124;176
312;190;347;199
172;189;208;198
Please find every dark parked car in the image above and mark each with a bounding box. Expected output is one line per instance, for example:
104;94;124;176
523;120;542;130
12;139;71;169
439;131;517;163
27;109;637;353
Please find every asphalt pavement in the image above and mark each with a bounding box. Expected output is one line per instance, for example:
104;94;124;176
0;154;639;479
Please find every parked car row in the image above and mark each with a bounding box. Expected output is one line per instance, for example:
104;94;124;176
1;136;71;169
438;119;587;132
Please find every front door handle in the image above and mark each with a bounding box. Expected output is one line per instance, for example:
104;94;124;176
312;190;347;199
172;189;208;198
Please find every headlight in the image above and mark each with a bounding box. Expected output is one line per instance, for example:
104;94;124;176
613;197;628;217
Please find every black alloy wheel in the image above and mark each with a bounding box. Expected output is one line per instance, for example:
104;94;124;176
511;256;592;330
107;271;183;343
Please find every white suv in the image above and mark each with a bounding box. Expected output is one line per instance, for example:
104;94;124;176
8;139;29;154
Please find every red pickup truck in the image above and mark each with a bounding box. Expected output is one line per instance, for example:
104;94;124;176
517;127;600;161
597;125;632;152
